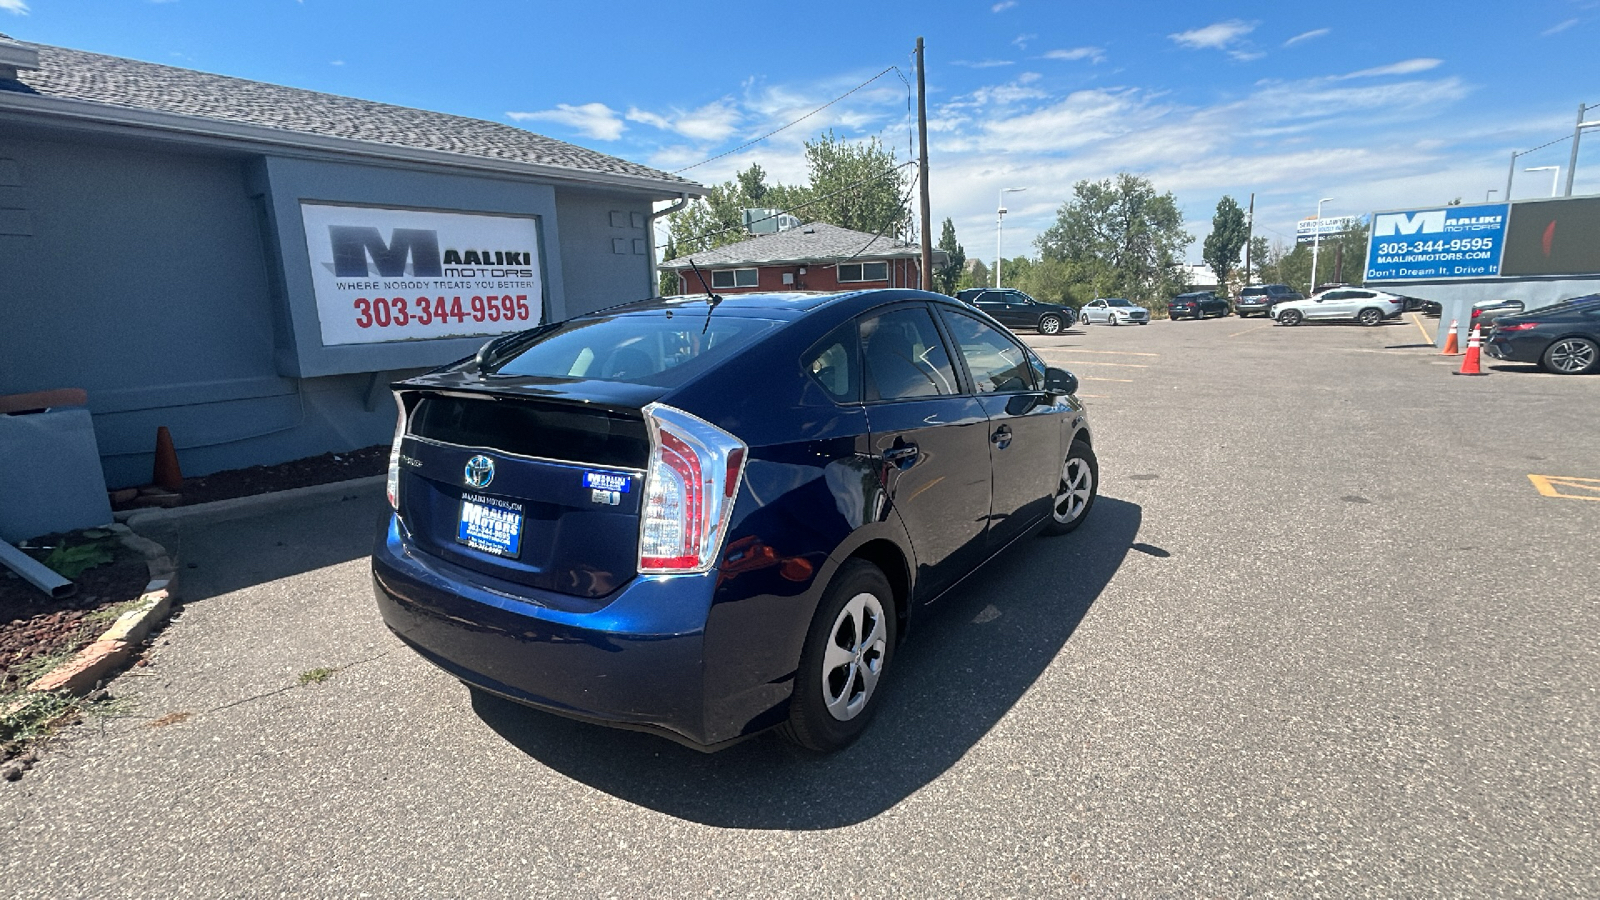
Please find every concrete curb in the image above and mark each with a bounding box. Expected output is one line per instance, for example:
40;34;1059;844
21;525;178;698
119;474;384;531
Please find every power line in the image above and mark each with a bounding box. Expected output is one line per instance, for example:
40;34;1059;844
672;66;901;174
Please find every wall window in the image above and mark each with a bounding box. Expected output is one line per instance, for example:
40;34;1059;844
711;268;759;289
838;261;890;283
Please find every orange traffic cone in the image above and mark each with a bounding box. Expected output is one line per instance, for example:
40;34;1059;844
153;425;184;490
1454;326;1487;376
1441;319;1460;355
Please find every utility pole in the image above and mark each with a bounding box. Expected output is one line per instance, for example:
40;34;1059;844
1564;102;1598;196
915;37;934;292
1243;192;1255;286
1505;150;1517;201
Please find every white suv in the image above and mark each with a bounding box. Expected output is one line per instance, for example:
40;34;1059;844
1272;288;1405;326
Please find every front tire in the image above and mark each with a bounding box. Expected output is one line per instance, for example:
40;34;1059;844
1543;337;1600;374
779;560;896;752
1038;314;1063;335
1278;309;1303;326
1045;440;1098;535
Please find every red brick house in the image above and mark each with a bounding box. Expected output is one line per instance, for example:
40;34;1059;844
659;222;945;294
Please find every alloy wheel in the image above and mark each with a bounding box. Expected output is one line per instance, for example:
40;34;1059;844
1055;457;1094;524
1548;338;1598;374
1358;308;1382;326
821;592;888;721
1039;315;1062;335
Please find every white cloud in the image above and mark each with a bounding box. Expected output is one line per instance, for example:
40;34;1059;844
952;59;1016;68
992;1;1017;11
330;60;345;67
1169;20;1257;50
1012;33;1037;50
1;0;29;15
1338;58;1442;79
506;103;625;141
1043;46;1106;64
1284;28;1331;47
1542;18;1579;36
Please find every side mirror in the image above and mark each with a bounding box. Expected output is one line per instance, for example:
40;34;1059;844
1044;367;1078;396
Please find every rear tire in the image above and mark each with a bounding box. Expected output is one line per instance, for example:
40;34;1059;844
1357;308;1383;326
779;560;897;752
1542;337;1600;374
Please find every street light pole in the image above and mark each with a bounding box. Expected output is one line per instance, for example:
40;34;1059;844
995;186;1027;288
1485;189;1498;203
1527;166;1560;197
1310;197;1332;293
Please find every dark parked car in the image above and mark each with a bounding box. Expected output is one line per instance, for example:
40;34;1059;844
1469;299;1524;333
1167;291;1229;319
955;288;1076;334
1486;294;1600;374
373;289;1098;753
1234;284;1303;317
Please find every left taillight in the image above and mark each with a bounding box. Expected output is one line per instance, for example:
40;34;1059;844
386;392;408;510
638;403;747;575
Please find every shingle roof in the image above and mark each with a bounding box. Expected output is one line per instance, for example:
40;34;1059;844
662;222;941;269
0;37;699;193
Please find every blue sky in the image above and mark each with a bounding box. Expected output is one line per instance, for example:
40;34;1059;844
5;0;1597;263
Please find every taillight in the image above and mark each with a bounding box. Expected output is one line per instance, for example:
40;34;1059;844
638;403;747;574
1498;322;1538;332
386;393;407;510
1471;308;1482;318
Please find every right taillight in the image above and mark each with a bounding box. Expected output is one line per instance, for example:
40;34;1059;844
1498;322;1538;332
638;403;747;575
386;393;407;510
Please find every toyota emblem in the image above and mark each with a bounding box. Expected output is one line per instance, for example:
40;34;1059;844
463;455;495;489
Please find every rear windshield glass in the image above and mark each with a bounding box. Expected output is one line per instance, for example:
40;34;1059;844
1239;288;1266;296
492;312;779;388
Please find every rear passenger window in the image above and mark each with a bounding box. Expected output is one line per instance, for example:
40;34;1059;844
937;309;1035;393
860;307;959;401
802;321;860;403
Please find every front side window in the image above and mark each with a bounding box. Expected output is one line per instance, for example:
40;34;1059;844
839;261;890;283
937;309;1034;394
711;268;759;289
860;307;959;401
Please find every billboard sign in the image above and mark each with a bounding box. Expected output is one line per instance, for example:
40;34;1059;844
1295;215;1363;244
1499;196;1600;276
1364;203;1508;281
300;203;543;346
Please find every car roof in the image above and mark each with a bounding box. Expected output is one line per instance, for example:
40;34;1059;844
582;289;960;322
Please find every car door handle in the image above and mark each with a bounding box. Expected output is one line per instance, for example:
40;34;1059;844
991;425;1012;448
882;442;919;465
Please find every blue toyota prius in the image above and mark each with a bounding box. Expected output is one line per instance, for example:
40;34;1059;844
372;288;1097;752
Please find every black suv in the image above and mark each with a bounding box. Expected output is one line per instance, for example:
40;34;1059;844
1167;291;1229;319
1235;284;1302;318
956;288;1076;334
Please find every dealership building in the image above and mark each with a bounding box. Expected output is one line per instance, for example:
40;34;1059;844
1362;196;1600;346
0;34;703;488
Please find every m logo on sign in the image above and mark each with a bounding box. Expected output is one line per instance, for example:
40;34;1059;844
328;226;444;278
1373;210;1447;237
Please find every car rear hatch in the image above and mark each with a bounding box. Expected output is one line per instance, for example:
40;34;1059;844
394;382;656;599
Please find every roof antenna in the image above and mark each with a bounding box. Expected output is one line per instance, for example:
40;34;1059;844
687;258;723;334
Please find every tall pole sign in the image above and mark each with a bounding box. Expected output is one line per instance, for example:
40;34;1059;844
916;37;934;292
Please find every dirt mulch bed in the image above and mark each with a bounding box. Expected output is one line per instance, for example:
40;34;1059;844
113;444;387;510
0;534;151;693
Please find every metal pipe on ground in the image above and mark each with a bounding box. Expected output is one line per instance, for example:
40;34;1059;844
0;539;74;599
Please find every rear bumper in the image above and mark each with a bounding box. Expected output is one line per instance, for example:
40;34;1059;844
372;513;728;746
1485;335;1541;363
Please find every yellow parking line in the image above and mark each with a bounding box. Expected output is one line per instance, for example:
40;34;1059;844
1041;360;1148;368
1089;378;1135;383
1527;474;1600;501
1040;348;1160;357
1228;323;1273;338
1411;312;1435;345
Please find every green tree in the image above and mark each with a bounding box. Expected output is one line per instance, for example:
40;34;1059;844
935;218;966;295
960;259;991;291
1202;196;1249;298
1317;222;1370;287
1246;236;1272;285
801;131;911;237
1035;173;1193;309
1011;256;1088;307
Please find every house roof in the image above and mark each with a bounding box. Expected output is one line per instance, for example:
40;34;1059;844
661;222;944;269
0;35;701;195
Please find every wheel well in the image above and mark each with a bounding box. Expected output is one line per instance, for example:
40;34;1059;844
848;539;911;636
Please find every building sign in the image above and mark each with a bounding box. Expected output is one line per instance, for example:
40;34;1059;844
1499;196;1600;277
300;203;543;346
1364;203;1508;281
1295;215;1363;244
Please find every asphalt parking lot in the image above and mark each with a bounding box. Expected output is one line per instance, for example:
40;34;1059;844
3;313;1596;897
